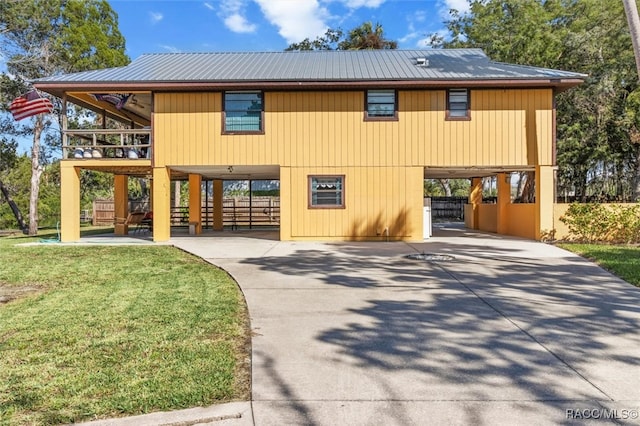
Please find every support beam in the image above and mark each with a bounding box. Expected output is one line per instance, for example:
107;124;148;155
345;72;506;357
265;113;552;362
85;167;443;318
188;174;202;234
152;167;171;242
60;164;81;242
496;173;510;235
213;179;224;231
114;175;128;235
279;167;291;240
535;165;555;240
467;177;483;230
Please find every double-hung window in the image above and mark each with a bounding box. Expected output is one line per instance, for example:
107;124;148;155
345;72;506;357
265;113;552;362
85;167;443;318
365;89;397;120
309;175;345;208
223;91;263;133
446;89;470;120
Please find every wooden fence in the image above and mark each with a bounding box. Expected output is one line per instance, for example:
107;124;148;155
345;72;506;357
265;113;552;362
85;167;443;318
430;196;467;220
92;199;149;225
92;197;280;228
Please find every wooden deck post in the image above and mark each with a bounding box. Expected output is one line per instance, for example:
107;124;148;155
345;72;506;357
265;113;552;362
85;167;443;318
152;167;171;241
188;174;202;234
114;175;128;235
496;173;510;235
60;164;81;242
213;179;223;231
468;177;483;230
535;165;555;240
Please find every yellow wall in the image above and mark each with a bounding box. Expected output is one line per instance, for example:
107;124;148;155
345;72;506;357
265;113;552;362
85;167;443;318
464;204;474;229
553;203;572;240
152;89;553;241
282;166;423;241
477;204;498;233
506;204;536;239
154;89;554;168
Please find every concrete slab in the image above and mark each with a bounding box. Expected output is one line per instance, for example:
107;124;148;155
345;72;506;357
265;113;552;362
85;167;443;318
251;400;627;426
76;401;253;425
172;224;640;425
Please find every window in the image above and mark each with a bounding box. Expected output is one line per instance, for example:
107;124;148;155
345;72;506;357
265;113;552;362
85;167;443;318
447;89;470;120
223;91;263;133
309;175;345;208
365;89;397;120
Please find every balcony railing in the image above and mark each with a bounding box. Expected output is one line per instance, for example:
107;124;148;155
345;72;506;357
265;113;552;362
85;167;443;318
62;129;151;160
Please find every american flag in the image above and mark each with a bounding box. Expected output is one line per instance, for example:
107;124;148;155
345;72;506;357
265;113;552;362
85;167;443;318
92;93;130;110
9;90;54;121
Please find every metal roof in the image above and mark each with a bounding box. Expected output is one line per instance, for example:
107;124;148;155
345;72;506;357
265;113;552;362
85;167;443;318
36;49;586;84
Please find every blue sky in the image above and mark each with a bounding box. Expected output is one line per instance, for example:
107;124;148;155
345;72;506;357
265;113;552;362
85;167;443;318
110;0;471;59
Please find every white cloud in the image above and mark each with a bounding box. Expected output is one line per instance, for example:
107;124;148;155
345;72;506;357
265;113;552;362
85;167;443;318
399;30;419;44
203;2;214;11
149;11;163;24
225;13;257;33
336;0;385;8
399;10;434;46
440;0;470;15
416;28;448;48
399;20;418;44
413;10;428;23
158;44;180;53
219;0;258;34
253;0;329;44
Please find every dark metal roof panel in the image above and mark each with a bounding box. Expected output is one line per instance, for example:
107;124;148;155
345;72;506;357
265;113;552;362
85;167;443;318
35;49;587;83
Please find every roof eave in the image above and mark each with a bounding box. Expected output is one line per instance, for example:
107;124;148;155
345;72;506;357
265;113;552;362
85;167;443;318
34;77;585;96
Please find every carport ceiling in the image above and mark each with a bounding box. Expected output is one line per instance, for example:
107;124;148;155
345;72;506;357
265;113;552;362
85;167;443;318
170;165;279;180
424;166;535;179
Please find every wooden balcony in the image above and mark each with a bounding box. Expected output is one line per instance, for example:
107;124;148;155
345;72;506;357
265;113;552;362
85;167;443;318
62;129;152;161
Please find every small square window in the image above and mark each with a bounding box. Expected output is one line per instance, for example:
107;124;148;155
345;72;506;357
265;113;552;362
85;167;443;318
309;175;345;208
447;89;470;120
223;91;263;133
365;89;397;120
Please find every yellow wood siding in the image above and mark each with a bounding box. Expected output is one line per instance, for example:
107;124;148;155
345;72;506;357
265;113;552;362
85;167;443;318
506;204;536;239
282;166;423;240
154;89;554;168
152;88;554;241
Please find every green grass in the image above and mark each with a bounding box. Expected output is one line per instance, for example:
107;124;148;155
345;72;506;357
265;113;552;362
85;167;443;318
558;243;640;287
0;230;250;425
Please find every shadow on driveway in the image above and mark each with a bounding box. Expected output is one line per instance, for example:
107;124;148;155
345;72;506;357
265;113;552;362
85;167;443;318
182;233;640;425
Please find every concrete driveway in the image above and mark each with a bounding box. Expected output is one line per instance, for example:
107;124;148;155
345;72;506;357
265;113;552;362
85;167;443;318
173;224;640;425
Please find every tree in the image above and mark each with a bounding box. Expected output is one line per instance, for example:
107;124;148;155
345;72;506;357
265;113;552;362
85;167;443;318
286;21;397;51
623;0;640;81
285;29;344;51
0;138;27;231
433;0;639;201
0;0;129;234
339;22;398;50
424;178;470;196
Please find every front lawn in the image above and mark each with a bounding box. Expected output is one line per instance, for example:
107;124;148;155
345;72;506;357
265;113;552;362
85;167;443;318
0;232;250;425
558;243;640;287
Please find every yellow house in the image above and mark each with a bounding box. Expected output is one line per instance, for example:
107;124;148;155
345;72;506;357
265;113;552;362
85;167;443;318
34;49;585;242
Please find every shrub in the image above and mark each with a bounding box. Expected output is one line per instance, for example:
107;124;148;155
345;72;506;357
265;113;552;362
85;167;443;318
560;203;640;243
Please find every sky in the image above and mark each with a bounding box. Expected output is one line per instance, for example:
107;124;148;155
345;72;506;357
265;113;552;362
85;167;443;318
109;0;471;59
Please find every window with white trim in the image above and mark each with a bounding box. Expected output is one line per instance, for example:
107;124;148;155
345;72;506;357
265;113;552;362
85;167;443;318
309;175;345;208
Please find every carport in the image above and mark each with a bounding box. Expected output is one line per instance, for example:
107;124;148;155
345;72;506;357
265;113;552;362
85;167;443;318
424;165;555;240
